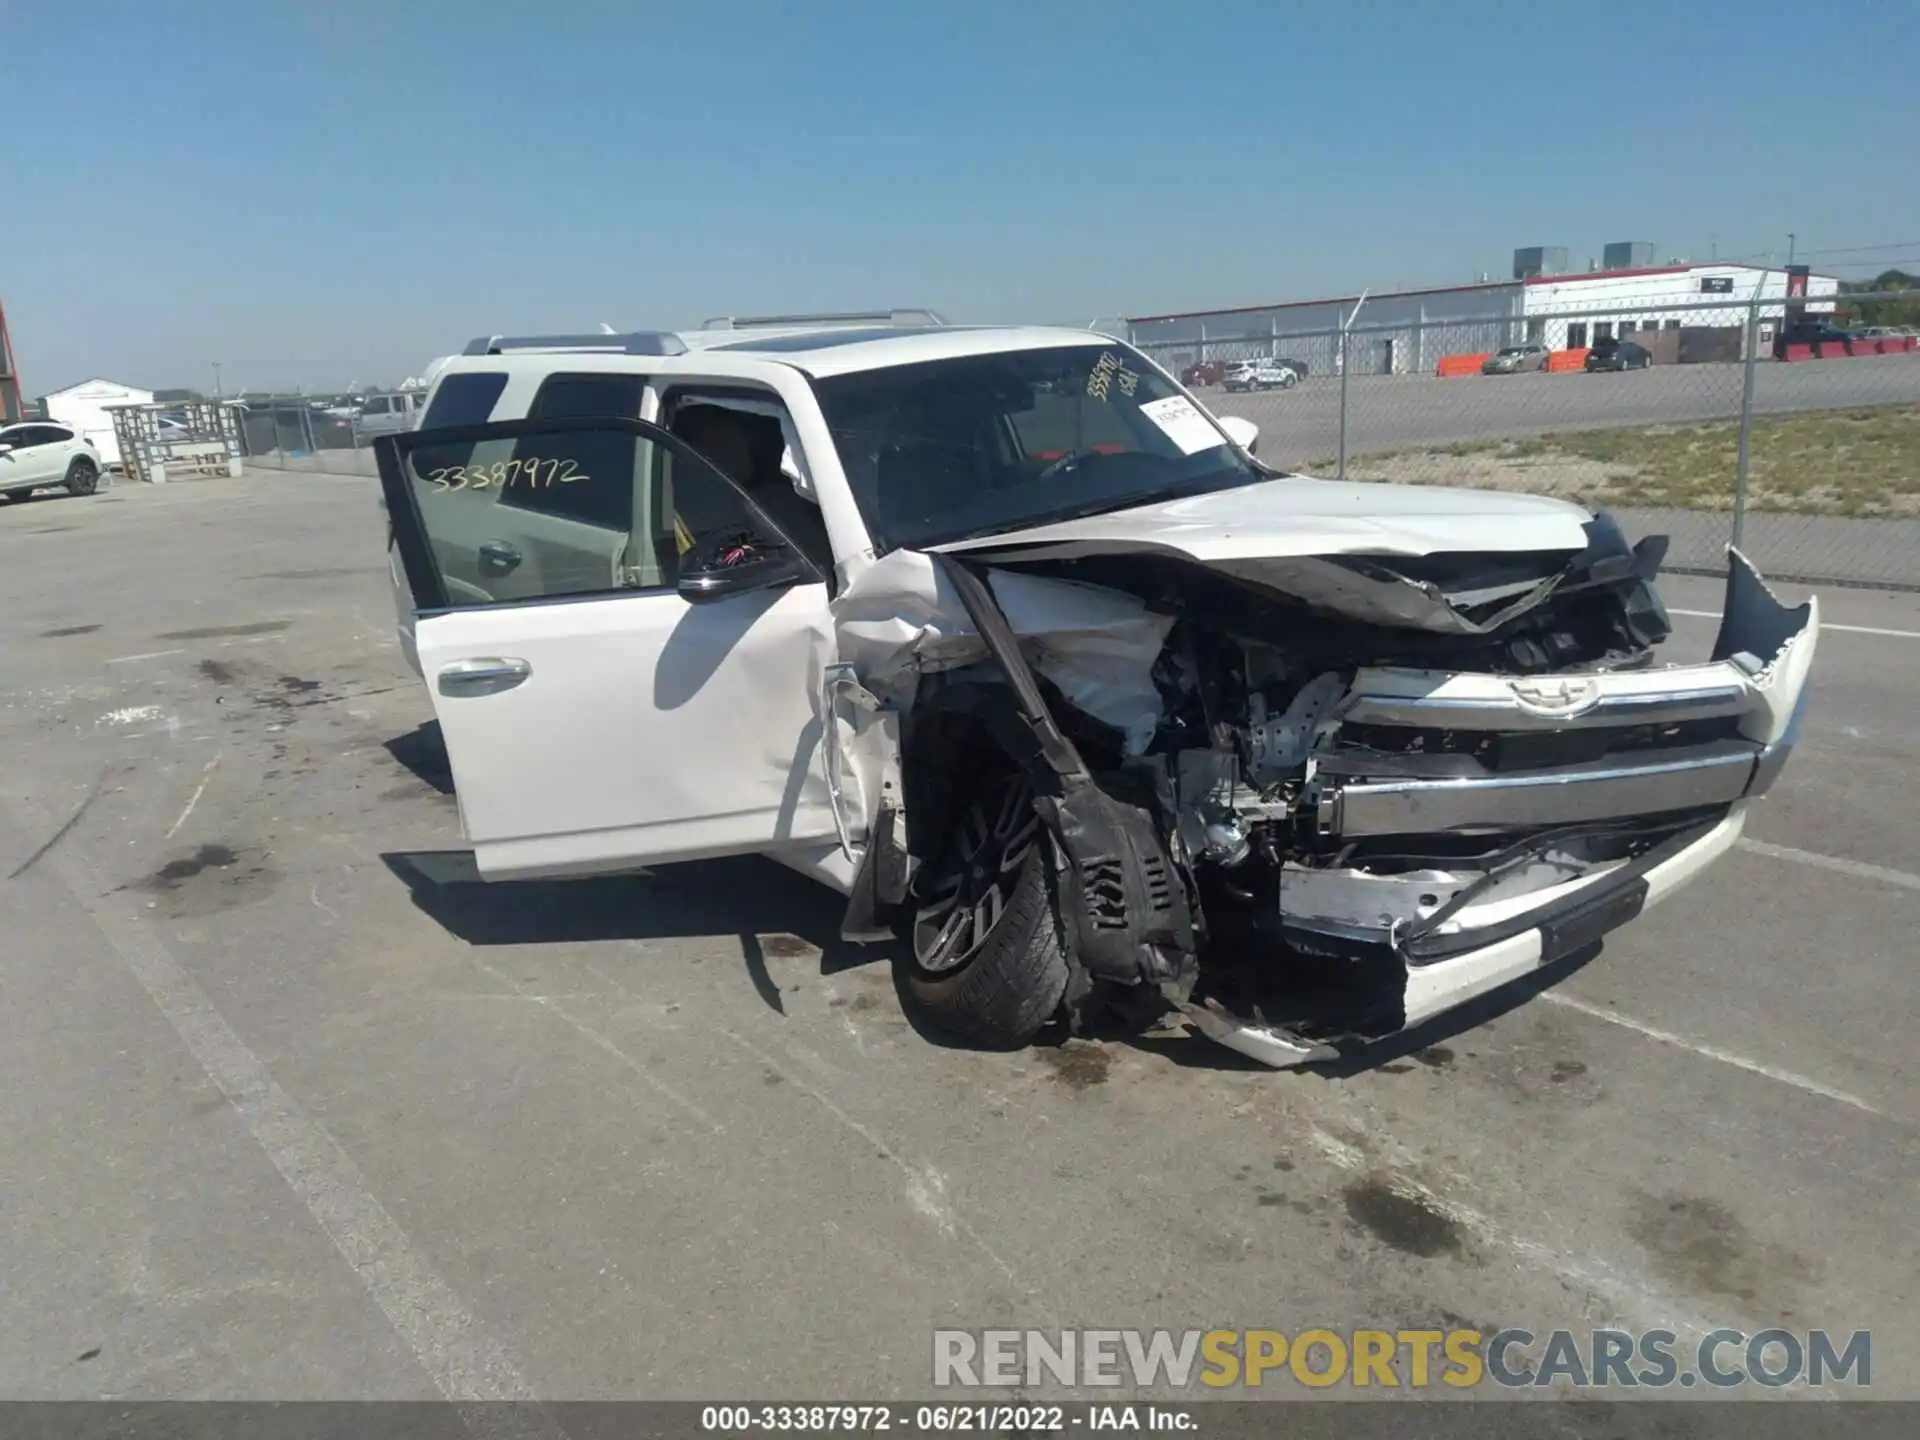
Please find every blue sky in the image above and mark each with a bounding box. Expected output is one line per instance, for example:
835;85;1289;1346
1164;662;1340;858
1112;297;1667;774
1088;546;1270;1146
7;0;1917;392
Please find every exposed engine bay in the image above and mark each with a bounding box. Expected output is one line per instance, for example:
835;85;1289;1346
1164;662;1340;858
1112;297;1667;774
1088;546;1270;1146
832;511;1817;1065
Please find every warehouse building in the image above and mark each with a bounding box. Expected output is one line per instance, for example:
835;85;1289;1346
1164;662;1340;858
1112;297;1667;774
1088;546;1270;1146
1125;245;1840;377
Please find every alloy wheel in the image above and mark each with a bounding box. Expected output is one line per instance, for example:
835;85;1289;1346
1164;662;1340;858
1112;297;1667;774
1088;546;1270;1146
912;774;1040;974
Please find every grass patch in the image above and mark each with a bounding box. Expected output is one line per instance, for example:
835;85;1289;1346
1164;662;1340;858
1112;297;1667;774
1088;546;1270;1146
1321;404;1920;518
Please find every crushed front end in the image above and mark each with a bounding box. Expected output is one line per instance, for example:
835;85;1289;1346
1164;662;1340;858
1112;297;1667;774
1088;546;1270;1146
1171;548;1816;1065
897;526;1818;1067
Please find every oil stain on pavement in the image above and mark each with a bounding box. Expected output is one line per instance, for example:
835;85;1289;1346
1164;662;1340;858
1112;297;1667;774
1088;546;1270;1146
1343;1175;1466;1259
134;842;280;919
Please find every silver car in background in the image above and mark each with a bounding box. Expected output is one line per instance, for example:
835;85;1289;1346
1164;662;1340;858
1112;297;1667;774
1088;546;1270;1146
1481;342;1551;374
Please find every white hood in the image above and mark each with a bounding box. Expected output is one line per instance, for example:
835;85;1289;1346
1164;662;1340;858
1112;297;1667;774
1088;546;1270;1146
931;475;1593;563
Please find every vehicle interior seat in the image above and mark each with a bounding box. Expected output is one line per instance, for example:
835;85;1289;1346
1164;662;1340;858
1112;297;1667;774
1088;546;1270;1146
670;403;832;575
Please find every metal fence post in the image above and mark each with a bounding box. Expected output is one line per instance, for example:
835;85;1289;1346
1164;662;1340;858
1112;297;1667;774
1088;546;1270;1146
1336;290;1369;481
1731;286;1763;552
1336;328;1350;480
298;390;318;466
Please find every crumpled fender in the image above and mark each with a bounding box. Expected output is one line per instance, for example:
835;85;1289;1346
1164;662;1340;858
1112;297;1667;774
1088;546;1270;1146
829;547;1173;744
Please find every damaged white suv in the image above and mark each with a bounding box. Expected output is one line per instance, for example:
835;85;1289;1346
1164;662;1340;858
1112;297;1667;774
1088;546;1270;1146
378;312;1818;1067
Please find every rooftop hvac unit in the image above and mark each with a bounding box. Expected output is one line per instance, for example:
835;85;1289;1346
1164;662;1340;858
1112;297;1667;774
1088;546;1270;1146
1513;246;1570;280
1603;241;1657;270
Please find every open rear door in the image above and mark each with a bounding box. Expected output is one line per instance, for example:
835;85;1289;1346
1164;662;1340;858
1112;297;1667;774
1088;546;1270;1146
377;416;839;879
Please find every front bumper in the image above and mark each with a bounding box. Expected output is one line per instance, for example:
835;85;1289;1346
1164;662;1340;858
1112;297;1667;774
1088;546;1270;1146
1186;550;1818;1068
1188;804;1749;1066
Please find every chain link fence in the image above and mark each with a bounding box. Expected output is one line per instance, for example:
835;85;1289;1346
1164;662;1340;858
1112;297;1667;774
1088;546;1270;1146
1134;287;1920;590
238;396;381;478
240;288;1919;590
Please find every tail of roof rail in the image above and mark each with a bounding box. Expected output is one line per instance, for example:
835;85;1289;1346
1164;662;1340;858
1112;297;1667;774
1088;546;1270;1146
461;331;687;356
698;308;949;331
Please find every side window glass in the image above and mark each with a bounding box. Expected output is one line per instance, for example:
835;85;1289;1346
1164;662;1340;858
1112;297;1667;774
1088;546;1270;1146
500;373;651;531
396;420;788;608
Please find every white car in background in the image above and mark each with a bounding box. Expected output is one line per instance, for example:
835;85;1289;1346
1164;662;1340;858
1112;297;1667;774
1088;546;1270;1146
375;314;1817;1069
1222;358;1300;392
0;421;104;501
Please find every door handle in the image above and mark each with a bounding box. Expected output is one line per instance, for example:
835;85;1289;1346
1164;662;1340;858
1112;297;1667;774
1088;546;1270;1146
478;540;523;576
437;657;531;698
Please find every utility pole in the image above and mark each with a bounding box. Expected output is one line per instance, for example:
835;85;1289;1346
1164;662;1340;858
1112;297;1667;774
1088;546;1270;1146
211;362;223;398
1785;233;1796;270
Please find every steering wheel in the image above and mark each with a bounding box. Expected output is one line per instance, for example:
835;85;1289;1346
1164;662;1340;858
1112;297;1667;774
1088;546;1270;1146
1034;448;1095;484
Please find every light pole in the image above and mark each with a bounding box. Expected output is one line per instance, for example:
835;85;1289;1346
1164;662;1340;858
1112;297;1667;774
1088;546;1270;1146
212;363;223;398
1786;233;1796;270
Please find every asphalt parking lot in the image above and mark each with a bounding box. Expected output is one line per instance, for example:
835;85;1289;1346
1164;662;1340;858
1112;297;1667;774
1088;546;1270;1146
3;470;1917;1403
1202;352;1920;464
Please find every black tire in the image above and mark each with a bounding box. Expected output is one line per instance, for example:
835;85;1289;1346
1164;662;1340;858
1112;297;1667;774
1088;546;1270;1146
902;770;1069;1049
65;458;100;496
0;488;25;504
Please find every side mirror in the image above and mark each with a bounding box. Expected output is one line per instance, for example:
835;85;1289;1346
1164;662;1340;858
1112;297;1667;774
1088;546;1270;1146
677;547;812;604
1217;415;1259;456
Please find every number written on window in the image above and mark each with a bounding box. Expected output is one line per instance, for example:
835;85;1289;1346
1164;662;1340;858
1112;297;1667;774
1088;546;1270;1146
425;457;586;492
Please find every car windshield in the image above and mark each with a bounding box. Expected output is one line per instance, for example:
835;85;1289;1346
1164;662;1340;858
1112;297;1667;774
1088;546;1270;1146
812;343;1262;552
1496;347;1527;356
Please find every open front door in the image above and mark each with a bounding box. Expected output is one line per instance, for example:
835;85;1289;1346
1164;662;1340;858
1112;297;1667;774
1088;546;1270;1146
377;416;839;879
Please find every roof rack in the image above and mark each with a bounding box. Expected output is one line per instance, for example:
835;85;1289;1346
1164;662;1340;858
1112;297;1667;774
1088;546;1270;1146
697;309;949;331
461;331;688;357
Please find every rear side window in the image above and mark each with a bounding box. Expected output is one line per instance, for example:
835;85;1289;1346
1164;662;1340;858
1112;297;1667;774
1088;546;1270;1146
527;373;646;422
500;373;650;529
420;372;508;430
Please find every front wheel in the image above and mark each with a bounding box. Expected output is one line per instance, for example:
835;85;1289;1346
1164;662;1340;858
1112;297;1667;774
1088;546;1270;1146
64;458;100;496
903;770;1068;1049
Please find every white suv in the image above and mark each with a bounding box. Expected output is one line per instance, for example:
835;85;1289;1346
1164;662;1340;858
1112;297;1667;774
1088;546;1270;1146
378;312;1817;1067
0;422;104;501
1222;359;1299;392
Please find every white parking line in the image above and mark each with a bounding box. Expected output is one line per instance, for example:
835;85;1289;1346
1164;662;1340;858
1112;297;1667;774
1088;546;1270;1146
104;648;186;665
1538;992;1887;1119
1737;838;1920;894
1668;607;1920;639
3;794;547;1409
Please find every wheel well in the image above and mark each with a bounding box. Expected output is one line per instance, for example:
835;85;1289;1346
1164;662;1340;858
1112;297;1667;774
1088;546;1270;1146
898;671;1048;863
